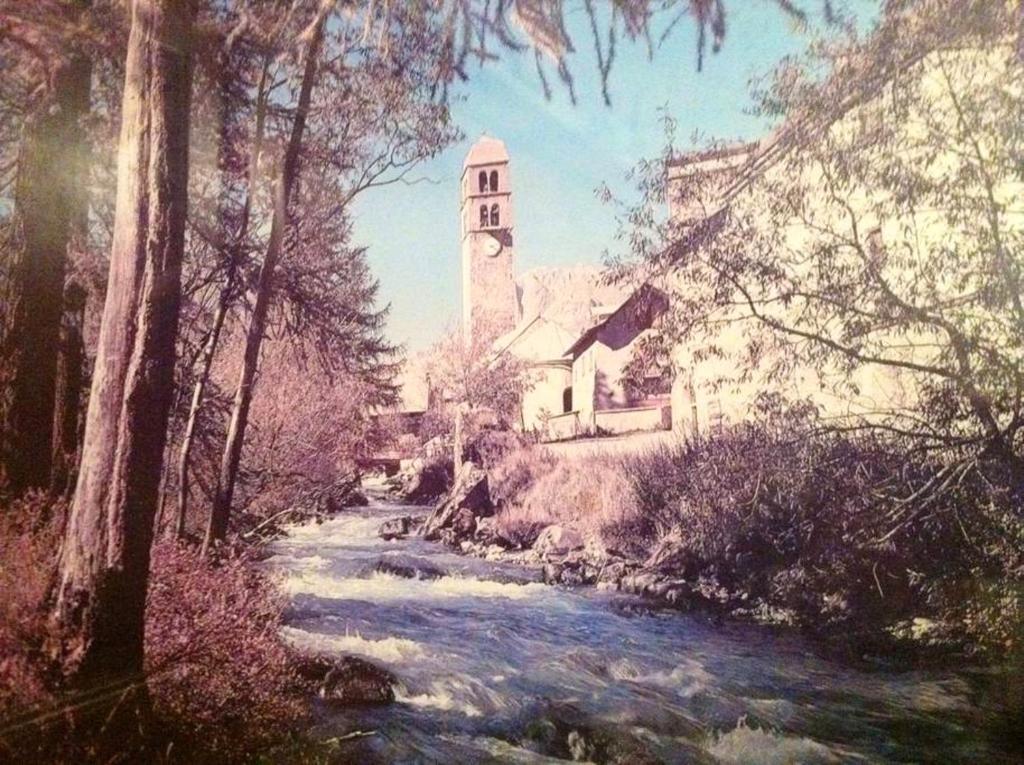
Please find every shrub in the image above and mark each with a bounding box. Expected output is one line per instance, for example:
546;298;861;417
620;424;1024;656
0;493;309;762
0;492;63;722
146;540;307;759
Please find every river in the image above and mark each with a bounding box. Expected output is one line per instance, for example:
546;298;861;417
267;495;1018;764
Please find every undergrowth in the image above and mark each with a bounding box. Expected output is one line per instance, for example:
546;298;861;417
0;492;309;762
491;421;1024;659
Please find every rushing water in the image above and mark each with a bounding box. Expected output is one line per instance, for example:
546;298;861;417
268;494;1018;764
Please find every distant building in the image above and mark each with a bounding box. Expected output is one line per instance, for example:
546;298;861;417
459;135;674;440
562;283;671;435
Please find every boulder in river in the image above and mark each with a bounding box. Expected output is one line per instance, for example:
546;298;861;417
378;516;411;540
346;490;370;507
400;458;452;504
295;654;397;706
519;701;680;764
421;462;493;542
533;525;584;559
374;553;446;580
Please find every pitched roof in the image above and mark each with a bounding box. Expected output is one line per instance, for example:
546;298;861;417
464;135;509;169
493;315;575;364
565;283;669;358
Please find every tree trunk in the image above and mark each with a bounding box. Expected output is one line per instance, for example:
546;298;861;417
52;0;195;690
204;13;326;551
50;283;88;498
174;296;228;537
174;56;270;538
1;8;91;494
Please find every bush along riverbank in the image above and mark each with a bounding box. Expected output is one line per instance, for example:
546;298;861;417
395;421;1024;668
0;483;395;763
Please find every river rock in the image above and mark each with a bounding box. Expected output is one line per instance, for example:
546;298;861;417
473;516;512;548
401;459;451;504
644;529;701;578
542;563;563;584
346;490;370;507
451;506;478;537
620;571;662;596
374;553;446;580
533;525;584;559
596;560;636;589
378;516;411;540
421;463;492;542
520;701;678;764
320;656;396;706
498;521;548;550
295;654;397;707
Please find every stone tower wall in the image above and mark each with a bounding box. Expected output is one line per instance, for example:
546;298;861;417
461;155;519;341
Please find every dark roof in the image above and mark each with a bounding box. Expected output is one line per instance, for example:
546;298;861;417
564;283;668;358
666;141;759;168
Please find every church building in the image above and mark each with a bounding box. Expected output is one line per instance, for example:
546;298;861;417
459;135;674;440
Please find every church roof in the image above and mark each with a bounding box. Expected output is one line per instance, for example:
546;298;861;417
565;283;669;358
493;315;574;364
463;135;509;169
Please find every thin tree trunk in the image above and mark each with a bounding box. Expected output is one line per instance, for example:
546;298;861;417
174;56;270;538
204;13;327;551
52;0;195;691
1;4;91;494
50;283;88;498
175;296;228;536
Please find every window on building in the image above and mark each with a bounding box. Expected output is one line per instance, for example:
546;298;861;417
490;203;500;228
489;170;498;191
478;170;488;193
562;387;573;413
479;204;489;227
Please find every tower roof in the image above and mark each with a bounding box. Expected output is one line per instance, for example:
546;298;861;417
463;135;509;169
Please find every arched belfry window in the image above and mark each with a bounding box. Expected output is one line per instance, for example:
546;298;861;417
478;170;488;193
479;204;489;227
489;170;498;191
490;203;500;228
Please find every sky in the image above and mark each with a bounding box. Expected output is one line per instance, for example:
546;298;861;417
352;1;877;353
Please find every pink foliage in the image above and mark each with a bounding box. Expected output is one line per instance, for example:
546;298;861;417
0;492;62;721
145;540;307;756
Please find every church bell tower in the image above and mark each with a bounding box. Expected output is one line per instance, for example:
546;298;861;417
461;135;519;343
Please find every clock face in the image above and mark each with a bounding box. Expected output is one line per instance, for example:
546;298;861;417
483;236;502;257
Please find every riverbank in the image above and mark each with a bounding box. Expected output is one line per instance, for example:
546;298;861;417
0;486;379;763
270;495;1023;763
397;424;1024;669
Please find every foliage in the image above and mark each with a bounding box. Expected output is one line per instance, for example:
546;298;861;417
221;336;383;518
422;325;534;440
146;540;307;760
491;445;641;553
620;331;675;401
617;415;1024;656
623;0;1024;475
0;492;62;724
491;406;1024;658
0;495;309;762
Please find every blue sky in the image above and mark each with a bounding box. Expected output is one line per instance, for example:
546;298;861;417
352;1;877;353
